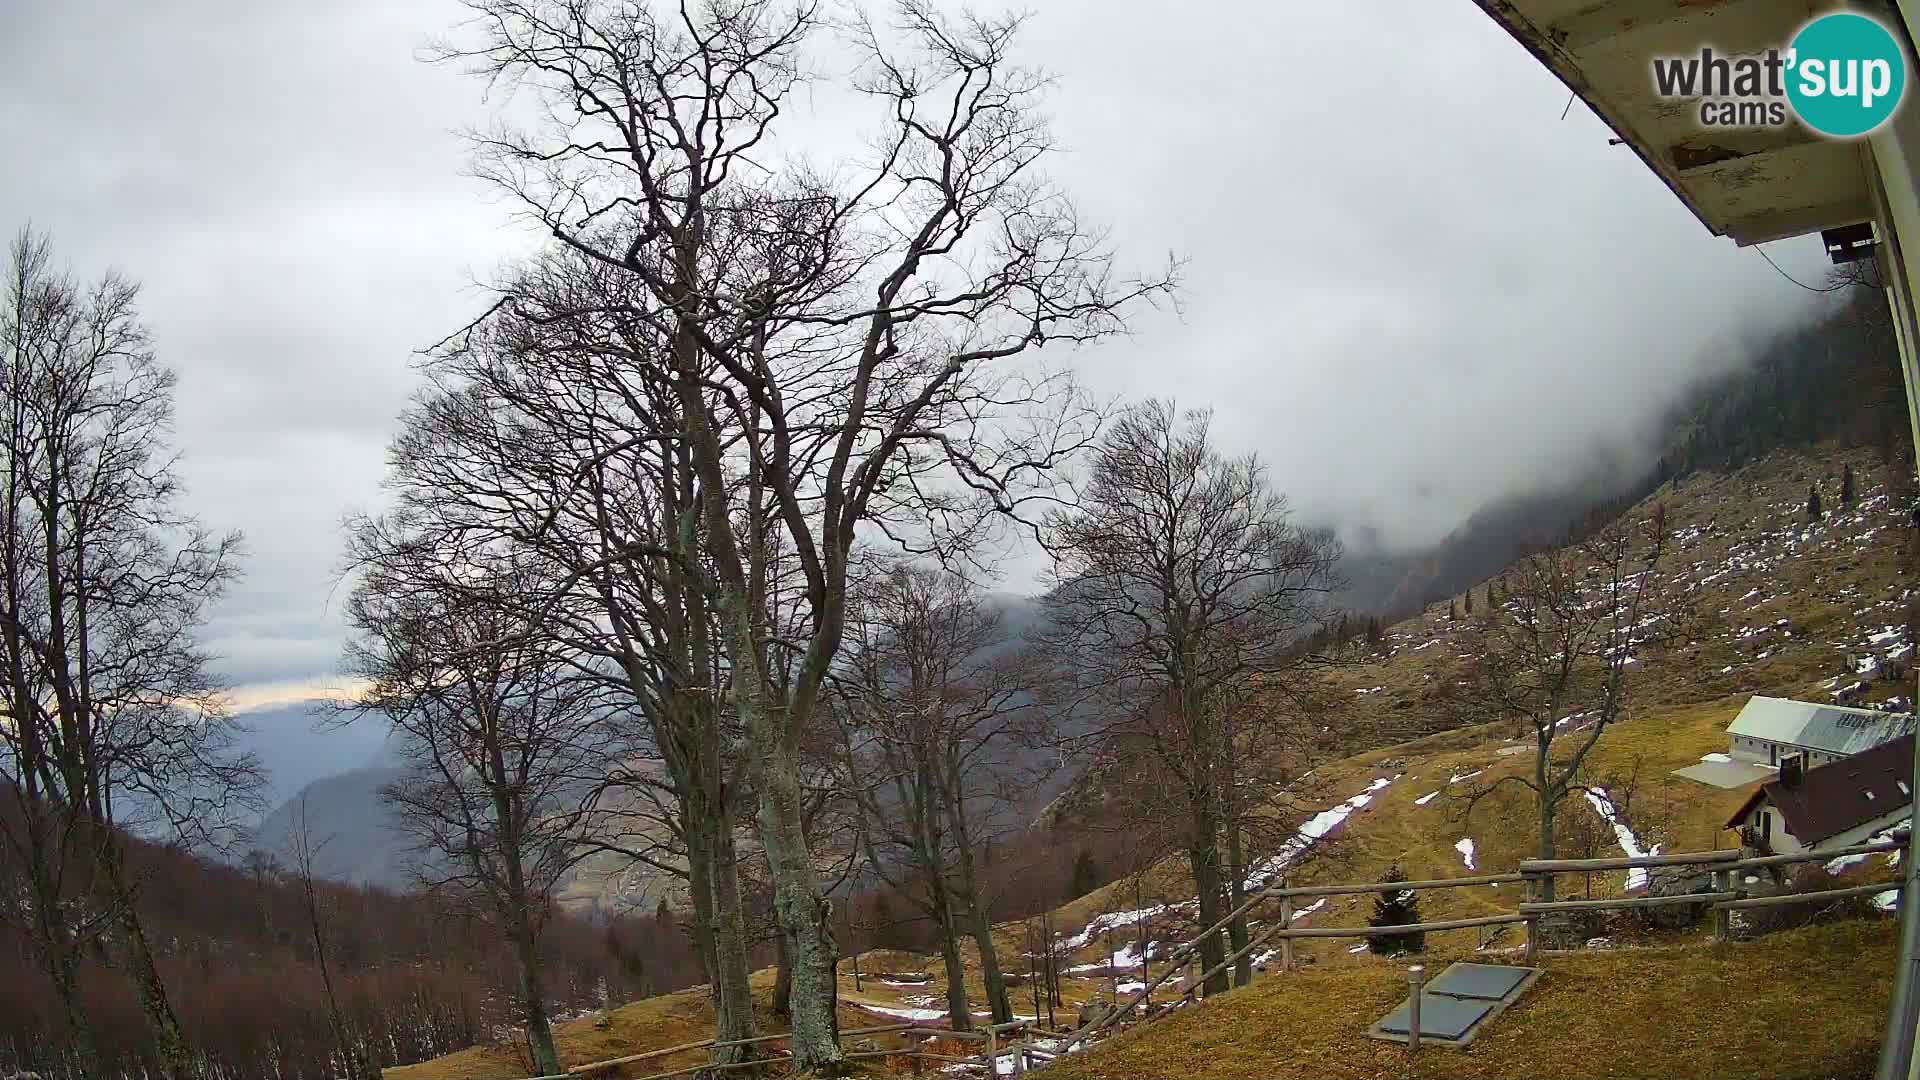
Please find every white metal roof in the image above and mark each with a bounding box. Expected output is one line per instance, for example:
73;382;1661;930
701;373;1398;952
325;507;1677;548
1726;695;1916;756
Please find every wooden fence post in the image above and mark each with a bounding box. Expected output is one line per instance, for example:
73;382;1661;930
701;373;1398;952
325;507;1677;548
1279;885;1295;972
1105;928;1118;999
1013;1030;1027;1077
1407;964;1425;1053
986;1025;999;1076
1713;869;1732;942
1521;874;1537;964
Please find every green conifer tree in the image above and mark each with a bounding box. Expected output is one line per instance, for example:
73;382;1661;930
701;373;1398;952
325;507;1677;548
1368;866;1425;956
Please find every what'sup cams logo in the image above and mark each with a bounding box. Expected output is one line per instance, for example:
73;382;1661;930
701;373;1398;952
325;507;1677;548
1651;11;1909;137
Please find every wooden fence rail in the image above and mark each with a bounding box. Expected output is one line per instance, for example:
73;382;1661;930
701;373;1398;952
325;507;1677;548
511;839;1909;1080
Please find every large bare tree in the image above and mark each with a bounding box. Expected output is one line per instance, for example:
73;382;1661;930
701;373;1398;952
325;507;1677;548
343;547;612;1077
438;1;1171;1064
372;244;769;1065
0;228;254;1080
835;561;1045;1027
1040;400;1340;995
1453;508;1674;902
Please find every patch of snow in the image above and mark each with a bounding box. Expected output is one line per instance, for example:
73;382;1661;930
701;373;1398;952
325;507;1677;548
1289;898;1327;923
1114;980;1146;994
1448;769;1484;785
1700;753;1734;764
1584;788;1660;891
1347;943;1369;953
1057;906;1168;951
1414;791;1439;806
1875;890;1901;913
856;1003;949;1022
1455;837;1477;871
1241;778;1399;889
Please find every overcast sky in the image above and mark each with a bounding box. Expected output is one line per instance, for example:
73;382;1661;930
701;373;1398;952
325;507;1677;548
0;0;1838;709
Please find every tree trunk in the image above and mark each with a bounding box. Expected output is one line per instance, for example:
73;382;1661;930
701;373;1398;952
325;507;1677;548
1537;786;1558;904
496;815;560;1078
941;764;1011;1024
1186;805;1229;998
510;904;560;1076
961;893;1011;1025
20;817;95;1074
684;794;757;1064
707;808;758;1064
729;603;843;1073
684;814;723;1003
773;928;793;1019
1225;820;1251;988
934;886;971;1032
303;866;369;1080
44;929;96;1075
98;834;197;1080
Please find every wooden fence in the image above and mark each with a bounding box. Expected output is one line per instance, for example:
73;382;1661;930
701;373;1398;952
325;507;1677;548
517;839;1908;1079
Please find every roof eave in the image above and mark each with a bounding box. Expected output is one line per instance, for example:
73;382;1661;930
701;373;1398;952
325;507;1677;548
1467;0;1730;239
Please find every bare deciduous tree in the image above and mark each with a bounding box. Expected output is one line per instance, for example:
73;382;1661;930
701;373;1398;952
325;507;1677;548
1453;508;1674;902
1040;400;1341;995
835;561;1045;1026
438;0;1172;1064
286;799;377;1080
0;227;254;1080
343;549;611;1077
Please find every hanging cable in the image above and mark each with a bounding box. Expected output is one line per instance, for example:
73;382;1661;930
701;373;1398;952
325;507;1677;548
1753;245;1849;293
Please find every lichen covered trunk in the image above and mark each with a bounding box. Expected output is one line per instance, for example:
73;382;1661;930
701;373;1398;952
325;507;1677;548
707;811;758;1062
729;601;843;1072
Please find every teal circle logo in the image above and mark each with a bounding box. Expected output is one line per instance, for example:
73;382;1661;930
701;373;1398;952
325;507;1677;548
1786;12;1907;137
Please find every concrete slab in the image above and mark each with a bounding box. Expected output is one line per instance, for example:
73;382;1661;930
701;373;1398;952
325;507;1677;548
1366;964;1542;1049
1425;963;1532;1001
1376;995;1492;1040
1673;760;1777;789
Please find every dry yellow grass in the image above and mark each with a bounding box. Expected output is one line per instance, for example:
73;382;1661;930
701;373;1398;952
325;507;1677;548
1042;920;1897;1080
382;969;900;1080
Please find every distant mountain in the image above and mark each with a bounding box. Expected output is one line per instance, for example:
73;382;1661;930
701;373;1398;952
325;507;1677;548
233;701;390;809
252;762;418;889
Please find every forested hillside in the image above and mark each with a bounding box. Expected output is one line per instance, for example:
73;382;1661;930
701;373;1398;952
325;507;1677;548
0;802;705;1079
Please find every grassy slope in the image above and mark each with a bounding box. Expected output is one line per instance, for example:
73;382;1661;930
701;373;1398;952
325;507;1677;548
382;966;919;1080
1041;921;1896;1080
1054;444;1912;961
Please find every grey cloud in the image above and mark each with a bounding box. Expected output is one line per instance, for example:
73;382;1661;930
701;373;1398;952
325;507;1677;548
0;0;1841;690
